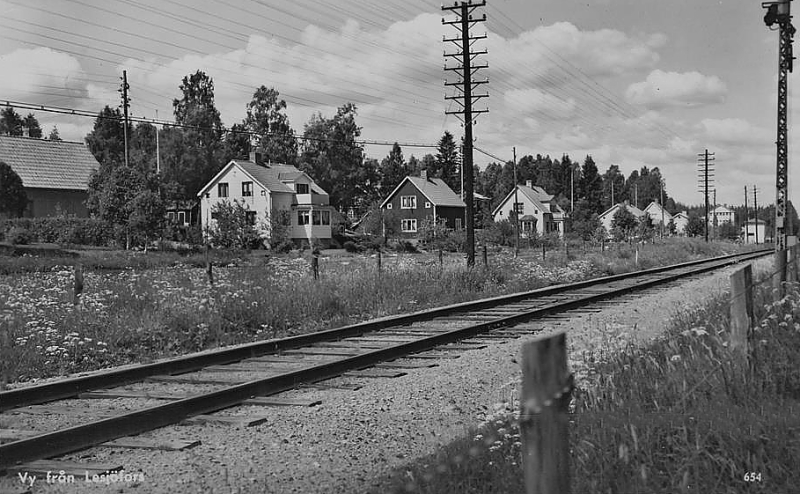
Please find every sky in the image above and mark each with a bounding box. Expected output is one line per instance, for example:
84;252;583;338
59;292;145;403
0;0;797;208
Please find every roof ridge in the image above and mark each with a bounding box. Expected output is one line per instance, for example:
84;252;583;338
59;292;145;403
0;135;86;146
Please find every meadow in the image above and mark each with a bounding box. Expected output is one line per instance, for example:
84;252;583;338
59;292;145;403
0;238;746;385
384;266;800;493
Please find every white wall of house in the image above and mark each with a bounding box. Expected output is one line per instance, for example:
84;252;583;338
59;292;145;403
644;203;672;227
673;214;689;235
492;190;562;236
200;165;270;237
742;221;766;244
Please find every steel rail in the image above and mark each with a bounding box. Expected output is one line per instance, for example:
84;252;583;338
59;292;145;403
0;249;768;471
0;249;769;412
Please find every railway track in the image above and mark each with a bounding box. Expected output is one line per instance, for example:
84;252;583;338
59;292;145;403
0;249;769;475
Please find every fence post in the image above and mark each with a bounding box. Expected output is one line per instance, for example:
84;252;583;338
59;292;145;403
438;248;443;267
635;245;639;267
520;331;572;494
205;244;214;286
729;264;753;361
774;249;787;302
788;245;798;283
482;245;488;267
311;254;319;280
73;263;84;305
542;244;546;261
377;249;382;272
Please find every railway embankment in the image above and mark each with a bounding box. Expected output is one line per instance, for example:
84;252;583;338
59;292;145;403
381;256;800;494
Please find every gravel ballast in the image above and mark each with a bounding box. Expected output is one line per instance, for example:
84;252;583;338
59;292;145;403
0;259;769;494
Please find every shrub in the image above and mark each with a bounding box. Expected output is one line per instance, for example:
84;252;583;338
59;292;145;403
7;226;32;245
343;241;360;253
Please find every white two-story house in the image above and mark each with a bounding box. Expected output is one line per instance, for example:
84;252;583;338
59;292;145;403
492;181;565;237
198;152;334;247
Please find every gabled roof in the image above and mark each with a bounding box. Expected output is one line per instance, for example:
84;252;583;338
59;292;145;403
197;159;328;197
492;184;561;217
380;176;465;208
643;201;673;220
599;203;646;220
713;205;734;213
0;135;99;191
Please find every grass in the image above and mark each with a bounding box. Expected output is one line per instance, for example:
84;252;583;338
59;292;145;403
0;238;753;384
380;268;800;493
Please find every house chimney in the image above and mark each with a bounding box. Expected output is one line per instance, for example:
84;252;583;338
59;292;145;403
420;169;428;181
249;150;264;166
525;180;533;188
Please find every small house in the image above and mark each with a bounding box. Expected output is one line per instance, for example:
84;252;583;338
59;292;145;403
492;181;565;237
741;219;767;244
673;211;689;235
0;135;99;218
197;152;335;247
598;202;646;234
643;201;673;229
379;170;465;237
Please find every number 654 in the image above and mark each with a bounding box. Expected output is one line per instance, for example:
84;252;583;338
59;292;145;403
743;472;762;482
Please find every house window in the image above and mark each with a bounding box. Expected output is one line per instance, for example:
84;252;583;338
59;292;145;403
401;219;417;232
210;212;218;220
245;211;256;226
401;196;417;209
296;183;309;194
298;211;310;225
321;211;331;225
167;211;175;222
312;211;321;225
387;203;393;210
514;202;524;214
242;181;253;197
456;218;462;230
218;183;229;198
425;201;431;209
178;211;186;225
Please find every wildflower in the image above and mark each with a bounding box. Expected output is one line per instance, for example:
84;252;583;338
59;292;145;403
670;355;681;362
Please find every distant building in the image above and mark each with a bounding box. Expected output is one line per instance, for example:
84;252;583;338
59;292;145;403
709;205;735;225
0;135;99;218
197;152;334;247
491;181;565;237
643;202;673;229
597;201;646;235
379;170;465;238
673;211;690;235
741;219;767;244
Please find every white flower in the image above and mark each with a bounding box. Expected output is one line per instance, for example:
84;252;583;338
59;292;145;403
670;355;681;362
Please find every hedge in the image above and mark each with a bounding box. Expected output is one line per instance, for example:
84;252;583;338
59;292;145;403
0;218;114;246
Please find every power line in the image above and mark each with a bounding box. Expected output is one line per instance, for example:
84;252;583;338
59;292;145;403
1;99;439;149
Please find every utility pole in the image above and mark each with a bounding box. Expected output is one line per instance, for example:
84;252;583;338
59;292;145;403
634;184;638;209
763;0;795;251
513;146;519;258
155;109;160;174
570;164;575;213
744;186;750;243
119;70;130;168
611;180;615;206
697;149;715;243
754;185;760;244
660;179;664;238
713;189;718;239
443;0;488;267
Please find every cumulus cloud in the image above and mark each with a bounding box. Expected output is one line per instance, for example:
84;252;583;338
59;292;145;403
626;70;727;109
700;118;772;146
0;47;85;103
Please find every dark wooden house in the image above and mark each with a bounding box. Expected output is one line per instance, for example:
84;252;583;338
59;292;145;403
379;170;466;238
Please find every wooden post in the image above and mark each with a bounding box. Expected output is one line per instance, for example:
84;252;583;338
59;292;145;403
520;332;572;494
482;245;488;267
729;264;753;360
635;245;639;267
311;254;319;280
438;248;443;267
542;244;546;261
377;249;382;272
788;245;798;283
601;238;605;252
205;244;214;286
774;249;787;302
73;263;84;305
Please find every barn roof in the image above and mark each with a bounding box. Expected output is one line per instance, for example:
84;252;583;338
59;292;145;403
0;135;99;191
